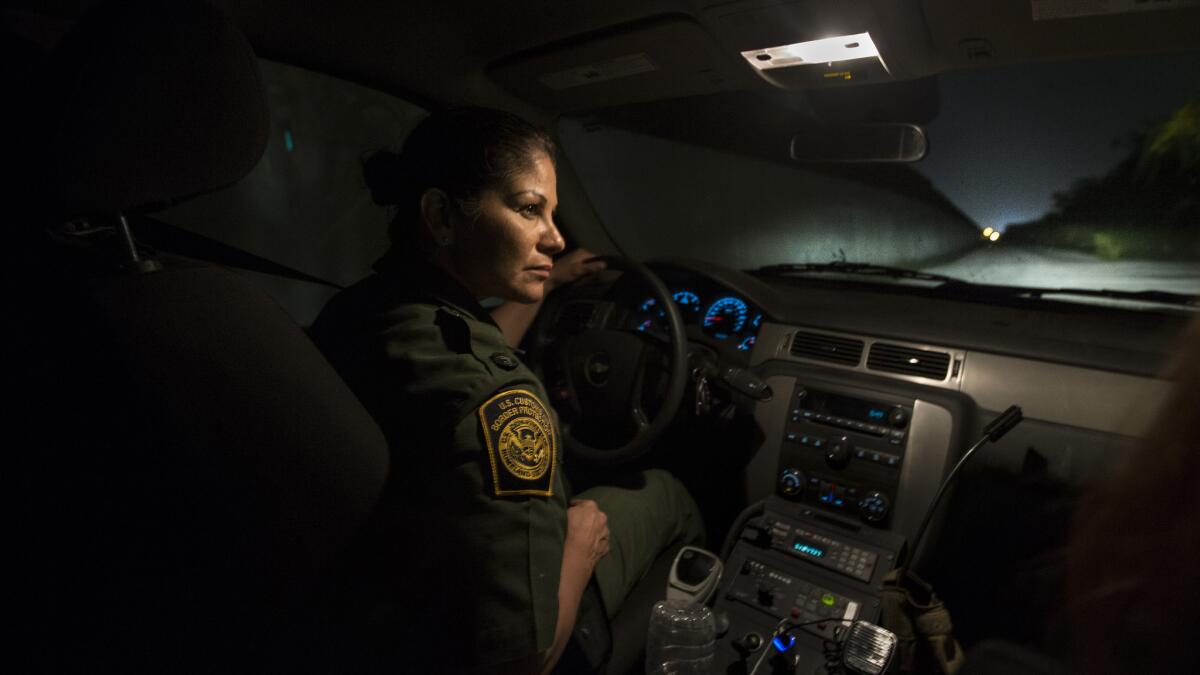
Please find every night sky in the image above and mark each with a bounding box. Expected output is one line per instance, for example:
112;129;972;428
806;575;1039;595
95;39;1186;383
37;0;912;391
915;49;1200;232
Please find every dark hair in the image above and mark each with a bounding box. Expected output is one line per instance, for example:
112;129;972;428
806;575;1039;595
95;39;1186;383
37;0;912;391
363;107;556;243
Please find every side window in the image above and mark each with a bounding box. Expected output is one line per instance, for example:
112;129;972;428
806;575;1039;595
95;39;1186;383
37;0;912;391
159;59;427;323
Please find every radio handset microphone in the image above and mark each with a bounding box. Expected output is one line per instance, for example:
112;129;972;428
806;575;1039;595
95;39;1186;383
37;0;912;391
897;405;1024;580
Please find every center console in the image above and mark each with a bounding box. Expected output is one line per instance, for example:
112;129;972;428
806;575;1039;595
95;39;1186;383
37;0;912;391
713;497;905;674
719;342;968;672
777;384;914;529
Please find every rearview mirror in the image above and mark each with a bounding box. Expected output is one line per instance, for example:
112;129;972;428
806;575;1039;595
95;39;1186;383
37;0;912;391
790;123;927;163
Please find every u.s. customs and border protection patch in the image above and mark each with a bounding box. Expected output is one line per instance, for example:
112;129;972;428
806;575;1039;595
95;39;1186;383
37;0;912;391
478;388;557;496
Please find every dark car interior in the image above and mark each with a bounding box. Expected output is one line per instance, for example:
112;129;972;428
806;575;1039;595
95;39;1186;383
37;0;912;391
8;1;1198;674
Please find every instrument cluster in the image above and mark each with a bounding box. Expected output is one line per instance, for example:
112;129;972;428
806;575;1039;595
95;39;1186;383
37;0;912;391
630;288;763;352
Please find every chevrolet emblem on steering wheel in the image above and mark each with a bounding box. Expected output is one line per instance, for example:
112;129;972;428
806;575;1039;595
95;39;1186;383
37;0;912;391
585;352;611;387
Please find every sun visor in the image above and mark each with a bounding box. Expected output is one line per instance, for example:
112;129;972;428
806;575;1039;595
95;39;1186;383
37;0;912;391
488;16;748;112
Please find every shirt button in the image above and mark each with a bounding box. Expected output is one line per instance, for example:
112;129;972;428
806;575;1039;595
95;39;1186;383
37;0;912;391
491;352;519;370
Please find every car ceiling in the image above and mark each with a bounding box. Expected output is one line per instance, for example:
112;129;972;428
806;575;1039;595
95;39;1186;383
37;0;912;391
8;0;1200;120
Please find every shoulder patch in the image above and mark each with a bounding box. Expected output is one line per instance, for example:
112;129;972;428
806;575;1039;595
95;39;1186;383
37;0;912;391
478;389;557;497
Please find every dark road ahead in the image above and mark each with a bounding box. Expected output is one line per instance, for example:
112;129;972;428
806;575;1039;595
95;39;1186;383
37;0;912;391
924;245;1200;300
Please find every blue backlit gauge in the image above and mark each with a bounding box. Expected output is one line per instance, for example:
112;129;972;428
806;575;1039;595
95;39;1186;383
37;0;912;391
703;296;748;340
633;297;666;333
737;335;757;352
672;290;702;316
751;313;762;329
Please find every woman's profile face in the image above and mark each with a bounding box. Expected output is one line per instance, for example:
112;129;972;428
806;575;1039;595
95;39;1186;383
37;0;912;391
448;150;565;303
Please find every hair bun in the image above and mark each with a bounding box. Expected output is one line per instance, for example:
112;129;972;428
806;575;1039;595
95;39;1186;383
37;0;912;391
362;150;408;206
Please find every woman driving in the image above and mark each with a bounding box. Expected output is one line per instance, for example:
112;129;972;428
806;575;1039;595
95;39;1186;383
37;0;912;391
309;107;703;674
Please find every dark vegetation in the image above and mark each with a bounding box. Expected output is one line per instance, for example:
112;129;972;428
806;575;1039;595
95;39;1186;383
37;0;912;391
1004;98;1200;260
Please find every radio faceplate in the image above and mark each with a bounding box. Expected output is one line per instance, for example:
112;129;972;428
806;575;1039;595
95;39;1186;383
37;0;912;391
777;383;913;526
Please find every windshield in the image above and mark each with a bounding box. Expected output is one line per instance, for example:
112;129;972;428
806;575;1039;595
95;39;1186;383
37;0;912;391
559;50;1200;303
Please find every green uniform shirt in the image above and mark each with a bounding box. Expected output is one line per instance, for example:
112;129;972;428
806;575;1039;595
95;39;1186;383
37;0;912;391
311;249;567;667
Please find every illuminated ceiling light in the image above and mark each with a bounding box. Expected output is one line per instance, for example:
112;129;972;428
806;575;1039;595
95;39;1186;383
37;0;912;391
982;227;995;237
989;231;1001;242
741;32;880;71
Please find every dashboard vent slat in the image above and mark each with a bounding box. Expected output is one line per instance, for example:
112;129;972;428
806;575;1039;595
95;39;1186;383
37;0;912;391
789;331;864;366
867;343;951;380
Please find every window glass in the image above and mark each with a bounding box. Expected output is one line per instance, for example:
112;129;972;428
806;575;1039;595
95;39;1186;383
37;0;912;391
560;50;1200;306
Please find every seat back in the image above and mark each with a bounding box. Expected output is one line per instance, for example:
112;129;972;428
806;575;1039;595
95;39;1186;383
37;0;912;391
11;1;389;670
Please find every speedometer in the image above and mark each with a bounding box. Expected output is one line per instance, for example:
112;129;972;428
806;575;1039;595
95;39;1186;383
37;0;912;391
703;296;748;340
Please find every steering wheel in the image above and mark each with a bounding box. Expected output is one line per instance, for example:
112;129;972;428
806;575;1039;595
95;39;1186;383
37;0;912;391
557;256;688;465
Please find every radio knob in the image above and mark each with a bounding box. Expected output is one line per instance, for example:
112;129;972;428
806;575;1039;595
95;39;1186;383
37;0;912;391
858;491;891;523
778;468;805;499
825;437;851;470
889;406;909;428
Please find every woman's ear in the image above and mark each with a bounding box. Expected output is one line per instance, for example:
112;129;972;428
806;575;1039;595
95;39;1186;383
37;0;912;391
419;188;455;246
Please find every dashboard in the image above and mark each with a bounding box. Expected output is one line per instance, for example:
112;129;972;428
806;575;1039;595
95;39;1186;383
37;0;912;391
542;256;1186;669
549;256;1181;532
625;283;765;354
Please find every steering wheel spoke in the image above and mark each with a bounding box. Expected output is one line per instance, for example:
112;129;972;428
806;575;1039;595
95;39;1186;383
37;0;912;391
559;256;688;465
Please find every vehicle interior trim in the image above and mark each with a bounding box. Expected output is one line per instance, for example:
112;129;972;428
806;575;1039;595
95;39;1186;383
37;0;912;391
961;352;1170;438
752;321;967;391
893;398;955;548
746;374;799;505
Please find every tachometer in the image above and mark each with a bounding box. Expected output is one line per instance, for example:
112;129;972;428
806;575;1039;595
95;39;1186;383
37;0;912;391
703;296;748;340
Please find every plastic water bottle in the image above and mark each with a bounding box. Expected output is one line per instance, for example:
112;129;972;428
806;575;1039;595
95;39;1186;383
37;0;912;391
645;599;716;674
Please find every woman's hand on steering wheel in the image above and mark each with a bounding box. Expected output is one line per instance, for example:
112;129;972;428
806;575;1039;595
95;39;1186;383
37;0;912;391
548;248;607;293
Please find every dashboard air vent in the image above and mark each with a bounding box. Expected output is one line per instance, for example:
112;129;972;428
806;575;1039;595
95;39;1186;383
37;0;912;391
556;301;597;335
789;331;864;366
867;343;951;380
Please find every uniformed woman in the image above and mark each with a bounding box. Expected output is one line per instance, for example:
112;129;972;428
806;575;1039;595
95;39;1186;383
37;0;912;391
310;107;703;674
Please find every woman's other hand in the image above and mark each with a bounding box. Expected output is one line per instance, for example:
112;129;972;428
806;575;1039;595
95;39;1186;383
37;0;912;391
565;498;610;569
548;249;606;292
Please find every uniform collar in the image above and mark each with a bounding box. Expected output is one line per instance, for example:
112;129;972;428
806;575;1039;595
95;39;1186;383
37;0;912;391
374;246;498;326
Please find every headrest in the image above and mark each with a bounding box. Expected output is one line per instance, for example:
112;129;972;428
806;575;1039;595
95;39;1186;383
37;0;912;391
34;0;269;219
